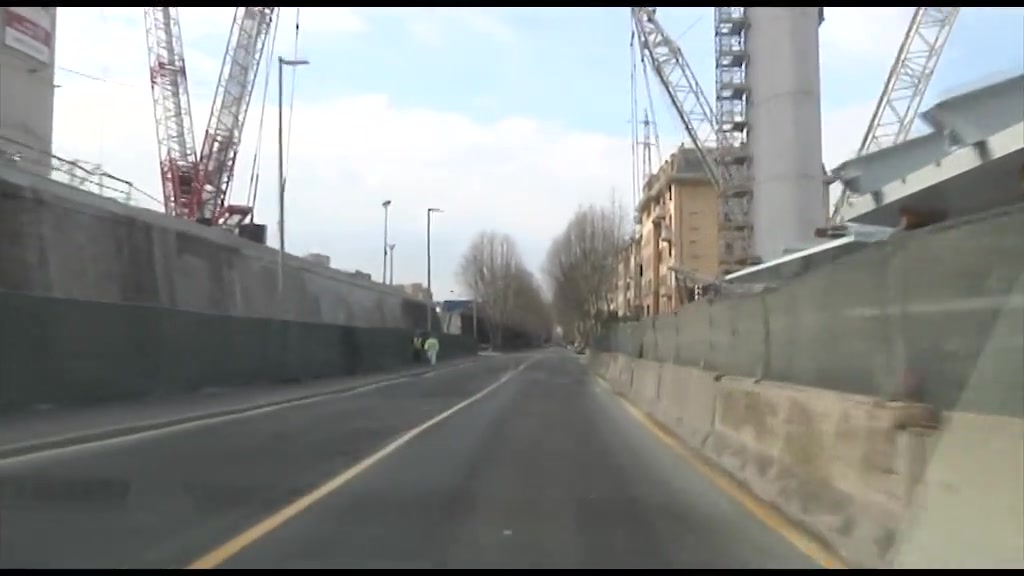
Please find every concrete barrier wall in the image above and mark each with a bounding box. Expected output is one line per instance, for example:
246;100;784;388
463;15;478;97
887;268;1024;568
588;205;1024;568
0;166;435;329
591;351;938;568
594;203;1024;418
0;289;477;411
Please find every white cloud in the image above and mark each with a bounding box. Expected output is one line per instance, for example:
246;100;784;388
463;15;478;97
297;8;366;35
820;8;916;62
355;8;519;46
51;8;627;299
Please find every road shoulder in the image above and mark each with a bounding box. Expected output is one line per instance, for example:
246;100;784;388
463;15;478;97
591;370;847;569
0;357;482;460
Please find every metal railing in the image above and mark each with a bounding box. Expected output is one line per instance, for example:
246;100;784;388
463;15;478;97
0;135;159;208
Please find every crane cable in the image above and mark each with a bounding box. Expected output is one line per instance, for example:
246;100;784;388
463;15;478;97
282;8;301;189
244;12;283;212
640;57;662;167
629;29;639;211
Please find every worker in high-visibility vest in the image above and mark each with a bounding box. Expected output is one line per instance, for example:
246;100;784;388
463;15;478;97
423;333;440;366
412;331;425;363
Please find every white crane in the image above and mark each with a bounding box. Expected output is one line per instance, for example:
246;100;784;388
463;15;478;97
631;7;754;279
830;7;961;224
632;7;960;278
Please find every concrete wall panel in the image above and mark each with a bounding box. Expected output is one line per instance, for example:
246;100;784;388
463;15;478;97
0;289;476;411
0;166;436;330
595;203;1024;417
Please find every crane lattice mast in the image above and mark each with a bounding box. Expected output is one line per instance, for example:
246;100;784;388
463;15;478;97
195;7;277;227
143;7;199;218
831;7;960;223
144;7;277;228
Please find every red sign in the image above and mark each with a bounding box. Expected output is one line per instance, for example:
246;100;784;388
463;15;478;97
4;7;53;63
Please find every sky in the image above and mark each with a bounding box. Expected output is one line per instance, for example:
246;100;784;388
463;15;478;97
51;7;1024;300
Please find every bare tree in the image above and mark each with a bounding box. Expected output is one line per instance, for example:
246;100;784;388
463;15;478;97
543;199;629;344
458;231;549;348
505;266;553;343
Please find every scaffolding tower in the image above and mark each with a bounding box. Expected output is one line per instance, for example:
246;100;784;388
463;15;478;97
713;7;757;275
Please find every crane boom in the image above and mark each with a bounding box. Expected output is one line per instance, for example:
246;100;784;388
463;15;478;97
631;7;755;277
143;7;199;218
194;7;277;226
859;8;959;153
831;7;959;222
631;7;720;191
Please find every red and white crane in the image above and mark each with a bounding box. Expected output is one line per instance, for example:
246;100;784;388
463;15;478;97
143;7;277;228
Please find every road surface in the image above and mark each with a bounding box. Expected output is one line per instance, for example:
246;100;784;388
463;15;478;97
0;351;819;569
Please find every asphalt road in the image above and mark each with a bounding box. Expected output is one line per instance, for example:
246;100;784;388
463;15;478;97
0;351;819;569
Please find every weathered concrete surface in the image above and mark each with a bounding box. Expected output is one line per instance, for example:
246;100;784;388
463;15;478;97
0;164;433;329
888;413;1024;569
591;352;937;568
886;268;1024;568
0;289;478;412
587;206;1024;568
0;160;485;412
596;204;1024;417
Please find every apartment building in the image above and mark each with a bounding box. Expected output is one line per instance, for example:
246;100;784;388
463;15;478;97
609;236;641;319
618;147;720;317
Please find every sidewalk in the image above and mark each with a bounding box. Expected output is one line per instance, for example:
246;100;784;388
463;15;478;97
0;356;481;459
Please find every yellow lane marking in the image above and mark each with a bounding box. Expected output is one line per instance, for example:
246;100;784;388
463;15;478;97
187;361;533;569
609;383;849;570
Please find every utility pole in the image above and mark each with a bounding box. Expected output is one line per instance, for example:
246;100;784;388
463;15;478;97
388;243;396;285
426;207;443;331
381;199;391;284
277;56;310;295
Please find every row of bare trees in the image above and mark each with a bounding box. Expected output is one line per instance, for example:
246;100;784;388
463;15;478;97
457;231;552;348
543;199;630;346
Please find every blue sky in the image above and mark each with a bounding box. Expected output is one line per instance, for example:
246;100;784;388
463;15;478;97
53;8;1024;300
265;8;1023;139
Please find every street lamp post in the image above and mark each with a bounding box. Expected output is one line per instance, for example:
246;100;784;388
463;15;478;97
381;200;392;284
277;56;310;295
426;207;443;331
388;243;396;285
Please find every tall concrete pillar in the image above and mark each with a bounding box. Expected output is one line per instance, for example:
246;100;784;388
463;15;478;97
747;7;826;260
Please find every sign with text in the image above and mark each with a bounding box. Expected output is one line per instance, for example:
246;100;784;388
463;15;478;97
4;7;52;64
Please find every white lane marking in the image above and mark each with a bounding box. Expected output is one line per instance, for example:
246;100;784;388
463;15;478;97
0;359;493;465
188;359;535;569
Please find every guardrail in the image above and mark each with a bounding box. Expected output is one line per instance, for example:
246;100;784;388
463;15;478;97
0;135;156;207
